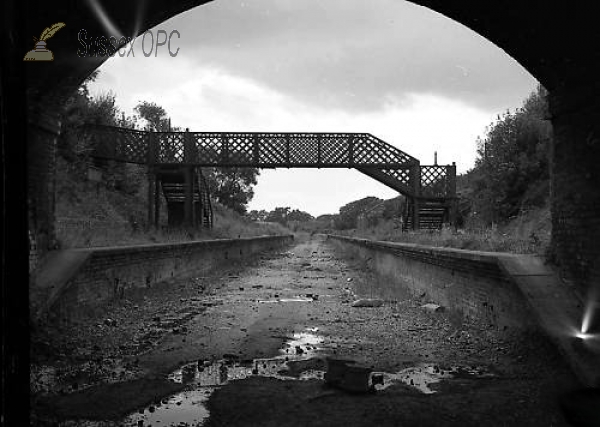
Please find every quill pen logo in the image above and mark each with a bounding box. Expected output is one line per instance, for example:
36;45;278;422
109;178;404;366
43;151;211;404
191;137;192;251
24;22;66;61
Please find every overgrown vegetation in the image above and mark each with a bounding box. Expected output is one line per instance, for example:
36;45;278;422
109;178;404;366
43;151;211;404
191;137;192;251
248;207;313;224
57;73;552;254
344;206;550;255
55;154;288;249
465;85;551;227
288;86;553;255
55;72;285;249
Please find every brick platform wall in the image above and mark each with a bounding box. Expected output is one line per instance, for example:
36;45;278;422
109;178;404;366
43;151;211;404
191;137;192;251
328;235;537;332
46;235;293;323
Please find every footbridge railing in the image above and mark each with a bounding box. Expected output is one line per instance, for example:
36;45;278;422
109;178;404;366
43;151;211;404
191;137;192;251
83;124;456;201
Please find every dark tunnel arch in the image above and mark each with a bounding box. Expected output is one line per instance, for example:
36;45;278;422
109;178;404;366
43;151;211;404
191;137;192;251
4;3;598;423
23;0;599;106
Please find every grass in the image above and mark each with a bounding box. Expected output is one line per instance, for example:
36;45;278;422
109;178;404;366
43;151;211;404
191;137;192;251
55;157;291;249
56;205;291;249
339;206;551;255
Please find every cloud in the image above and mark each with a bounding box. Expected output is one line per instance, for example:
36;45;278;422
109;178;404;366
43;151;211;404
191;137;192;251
153;0;538;112
100;60;490;165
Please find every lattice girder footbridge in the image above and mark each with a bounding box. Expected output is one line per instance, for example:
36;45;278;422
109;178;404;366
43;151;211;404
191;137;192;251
82;124;457;228
80;125;456;229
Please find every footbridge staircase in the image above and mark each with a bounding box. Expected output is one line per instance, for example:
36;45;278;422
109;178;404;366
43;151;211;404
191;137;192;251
84;124;457;230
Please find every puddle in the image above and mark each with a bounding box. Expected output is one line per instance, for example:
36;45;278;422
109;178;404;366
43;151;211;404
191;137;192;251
280;331;324;358
126;390;211;427
124;329;326;427
257;296;314;303
375;365;453;394
122;327;494;426
375;365;496;394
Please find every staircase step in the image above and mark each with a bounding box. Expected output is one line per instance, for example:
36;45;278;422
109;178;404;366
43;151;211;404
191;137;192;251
158;168;213;229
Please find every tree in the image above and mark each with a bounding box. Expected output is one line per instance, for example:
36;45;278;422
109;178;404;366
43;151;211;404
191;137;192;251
381;197;403;220
468;85;552;225
206;167;259;215
335;197;381;229
266;207;291;225
59;71;120;163
287;209;314;222
56;72;146;199
315;214;337;229
248;209;269;222
134;101;170;131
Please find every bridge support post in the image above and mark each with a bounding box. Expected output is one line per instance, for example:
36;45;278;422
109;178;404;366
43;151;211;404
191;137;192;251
147;171;154;228
412;198;420;231
146;133;158;229
410;164;421;231
183;166;194;227
154;174;160;228
183;130;196;228
447;162;457;228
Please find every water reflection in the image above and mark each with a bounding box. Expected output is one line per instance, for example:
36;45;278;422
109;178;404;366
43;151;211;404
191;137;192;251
124;327;494;427
125;329;326;427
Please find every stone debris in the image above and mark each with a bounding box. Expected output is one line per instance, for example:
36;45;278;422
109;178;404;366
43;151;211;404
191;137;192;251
31;239;565;425
325;357;373;393
371;372;384;386
198;299;224;307
351;299;384;308
421;303;445;313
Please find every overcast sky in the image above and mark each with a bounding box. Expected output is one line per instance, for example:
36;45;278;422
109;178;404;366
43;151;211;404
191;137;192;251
89;0;538;216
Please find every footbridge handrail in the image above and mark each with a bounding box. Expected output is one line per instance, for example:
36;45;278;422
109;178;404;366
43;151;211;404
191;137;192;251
82;124;456;201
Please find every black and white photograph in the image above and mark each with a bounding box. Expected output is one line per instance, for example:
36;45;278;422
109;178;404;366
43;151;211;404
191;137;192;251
3;0;600;425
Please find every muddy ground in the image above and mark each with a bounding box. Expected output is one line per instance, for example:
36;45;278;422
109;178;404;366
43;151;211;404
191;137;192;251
30;235;582;426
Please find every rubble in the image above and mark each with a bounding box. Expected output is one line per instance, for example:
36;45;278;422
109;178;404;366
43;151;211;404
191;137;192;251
351;299;384;308
421;303;445;313
324;358;373;393
30;238;573;426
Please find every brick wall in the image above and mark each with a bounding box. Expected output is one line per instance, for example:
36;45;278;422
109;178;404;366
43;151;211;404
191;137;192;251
328;235;537;332
549;88;600;305
28;108;61;268
45;235;293;323
29;229;38;273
